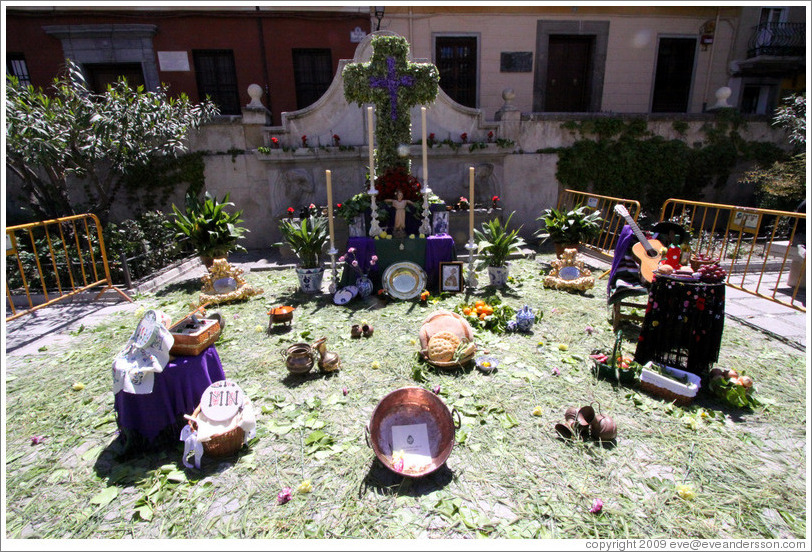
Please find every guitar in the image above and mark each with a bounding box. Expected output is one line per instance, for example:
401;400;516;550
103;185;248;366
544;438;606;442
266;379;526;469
614;204;663;283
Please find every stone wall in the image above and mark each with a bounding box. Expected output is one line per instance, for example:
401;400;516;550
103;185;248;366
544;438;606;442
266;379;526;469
5;32;789;254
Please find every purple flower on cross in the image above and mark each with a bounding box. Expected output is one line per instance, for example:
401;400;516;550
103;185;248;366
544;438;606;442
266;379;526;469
370;57;415;120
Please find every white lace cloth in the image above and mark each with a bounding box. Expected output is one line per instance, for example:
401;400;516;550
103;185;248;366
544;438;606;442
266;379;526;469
112;310;174;395
179;397;257;469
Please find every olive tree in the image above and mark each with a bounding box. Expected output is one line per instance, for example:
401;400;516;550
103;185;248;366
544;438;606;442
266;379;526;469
6;59;219;223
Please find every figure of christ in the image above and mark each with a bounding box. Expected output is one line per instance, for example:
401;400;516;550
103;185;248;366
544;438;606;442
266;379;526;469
385;190;414;238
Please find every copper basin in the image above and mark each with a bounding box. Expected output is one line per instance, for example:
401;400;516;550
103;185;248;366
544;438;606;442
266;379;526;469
269;305;294;324
367;387;459;478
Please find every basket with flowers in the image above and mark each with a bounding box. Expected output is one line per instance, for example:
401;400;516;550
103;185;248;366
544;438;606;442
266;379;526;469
374;166;422;202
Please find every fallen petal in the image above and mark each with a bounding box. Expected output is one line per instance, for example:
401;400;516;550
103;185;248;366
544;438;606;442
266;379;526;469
589;498;603;514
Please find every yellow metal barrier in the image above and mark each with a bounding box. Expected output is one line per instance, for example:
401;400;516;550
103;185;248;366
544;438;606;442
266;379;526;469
661;199;805;312
6;213;132;322
556;189;642;258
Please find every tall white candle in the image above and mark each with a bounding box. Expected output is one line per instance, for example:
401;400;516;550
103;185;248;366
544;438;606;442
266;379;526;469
469;166;475;241
421;106;428;191
367;106;375;192
326;170;335;248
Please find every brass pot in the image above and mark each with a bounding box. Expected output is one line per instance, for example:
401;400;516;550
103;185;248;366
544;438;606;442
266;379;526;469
282;343;315;374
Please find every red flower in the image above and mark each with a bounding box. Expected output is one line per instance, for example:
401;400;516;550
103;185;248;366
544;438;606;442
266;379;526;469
488;131;494;139
301;135;308;147
271;137;279;144
460;132;468;143
374;166;422;201
287;207;295;214
336;203;342;208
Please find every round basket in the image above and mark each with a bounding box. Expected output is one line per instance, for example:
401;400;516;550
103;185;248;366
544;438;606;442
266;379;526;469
690;256;718;272
367;387;460;478
189;405;245;458
420;346;476;369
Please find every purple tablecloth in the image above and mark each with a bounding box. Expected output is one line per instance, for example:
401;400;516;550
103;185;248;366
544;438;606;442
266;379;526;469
341;234;456;289
114;346;226;442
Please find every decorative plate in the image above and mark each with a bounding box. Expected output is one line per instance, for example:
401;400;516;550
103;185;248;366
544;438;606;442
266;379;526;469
334;285;358;305
382;262;427;300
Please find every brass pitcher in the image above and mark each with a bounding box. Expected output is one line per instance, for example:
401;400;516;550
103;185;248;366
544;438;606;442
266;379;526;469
281;343;315;374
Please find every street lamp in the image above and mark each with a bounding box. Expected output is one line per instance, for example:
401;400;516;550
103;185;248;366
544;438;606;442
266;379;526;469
374;6;385;31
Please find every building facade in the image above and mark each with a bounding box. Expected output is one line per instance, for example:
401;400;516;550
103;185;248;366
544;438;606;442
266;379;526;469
5;6;372;124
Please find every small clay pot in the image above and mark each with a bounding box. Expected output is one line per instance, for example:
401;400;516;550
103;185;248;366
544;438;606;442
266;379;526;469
555;422;575;440
590;414;617;441
351;324;362;338
564;407;578;425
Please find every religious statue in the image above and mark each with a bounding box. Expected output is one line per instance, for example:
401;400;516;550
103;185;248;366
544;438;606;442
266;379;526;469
385;189;414;238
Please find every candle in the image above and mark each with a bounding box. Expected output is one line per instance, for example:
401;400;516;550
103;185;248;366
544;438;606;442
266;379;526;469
326;170;335;248
468;166;475;241
367;106;375;192
421;106;428;191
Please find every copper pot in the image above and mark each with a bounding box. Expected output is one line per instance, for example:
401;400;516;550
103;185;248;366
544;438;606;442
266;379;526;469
366;387;460;478
281;343;315;374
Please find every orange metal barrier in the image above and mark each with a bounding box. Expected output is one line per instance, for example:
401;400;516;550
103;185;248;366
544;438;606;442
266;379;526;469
6;213;132;322
661;199;805;312
556;189;642;258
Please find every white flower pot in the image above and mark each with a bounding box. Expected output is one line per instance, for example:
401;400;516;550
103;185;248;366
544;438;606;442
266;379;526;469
296;267;324;293
487;265;509;287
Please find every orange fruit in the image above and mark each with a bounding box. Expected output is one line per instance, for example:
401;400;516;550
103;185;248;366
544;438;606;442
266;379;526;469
462;307;471;316
474;300;485;308
479;313;486;320
483;305;494;315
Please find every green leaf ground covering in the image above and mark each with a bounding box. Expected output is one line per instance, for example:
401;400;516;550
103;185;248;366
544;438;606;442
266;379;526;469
4;256;806;539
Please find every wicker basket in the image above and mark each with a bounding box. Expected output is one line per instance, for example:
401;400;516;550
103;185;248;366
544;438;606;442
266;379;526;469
690;256;718;272
170;317;221;356
639;363;700;407
189;405;245;458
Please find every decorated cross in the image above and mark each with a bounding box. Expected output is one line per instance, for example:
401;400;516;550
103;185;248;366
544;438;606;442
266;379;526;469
344;34;439;178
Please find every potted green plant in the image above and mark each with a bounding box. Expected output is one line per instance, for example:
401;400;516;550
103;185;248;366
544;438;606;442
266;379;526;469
278;216;330;293
167;191;248;267
536;205;603;257
474;211;526;287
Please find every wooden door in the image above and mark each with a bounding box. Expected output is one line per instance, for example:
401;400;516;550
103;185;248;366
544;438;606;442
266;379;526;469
545;35;593;112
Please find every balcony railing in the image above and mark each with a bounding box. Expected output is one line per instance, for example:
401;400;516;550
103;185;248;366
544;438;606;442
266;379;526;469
747;22;805;58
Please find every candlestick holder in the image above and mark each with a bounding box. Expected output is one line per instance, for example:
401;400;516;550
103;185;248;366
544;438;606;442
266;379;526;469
465;239;478;289
419;186;432;236
368;189;382;237
327;246;339;294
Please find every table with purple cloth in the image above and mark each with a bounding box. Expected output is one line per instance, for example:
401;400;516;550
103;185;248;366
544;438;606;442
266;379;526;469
339;234;457;290
114;346;226;447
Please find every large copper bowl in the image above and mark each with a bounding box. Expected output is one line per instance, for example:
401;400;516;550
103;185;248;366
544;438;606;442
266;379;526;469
367;387;460;478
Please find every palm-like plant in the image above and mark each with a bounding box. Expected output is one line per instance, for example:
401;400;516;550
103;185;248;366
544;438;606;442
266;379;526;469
167;191;247;259
535;205;603;245
278;216;330;269
474;212;525;269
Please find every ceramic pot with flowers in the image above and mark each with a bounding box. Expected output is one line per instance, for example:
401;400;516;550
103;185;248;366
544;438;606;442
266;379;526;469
340;248;378;297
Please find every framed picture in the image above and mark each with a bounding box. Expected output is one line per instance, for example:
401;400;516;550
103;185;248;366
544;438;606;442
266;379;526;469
432;210;449;235
439;261;464;293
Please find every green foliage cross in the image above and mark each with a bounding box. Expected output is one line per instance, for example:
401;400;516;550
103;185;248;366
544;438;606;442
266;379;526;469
343;34;439;178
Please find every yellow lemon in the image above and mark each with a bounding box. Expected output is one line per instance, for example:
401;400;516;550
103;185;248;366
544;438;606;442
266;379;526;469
297;479;313;493
371;361;380;370
72;382;85;391
532;406;543;416
558;344;568;351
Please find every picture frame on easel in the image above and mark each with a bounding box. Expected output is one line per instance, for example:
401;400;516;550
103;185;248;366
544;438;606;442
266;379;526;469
439;261;464;293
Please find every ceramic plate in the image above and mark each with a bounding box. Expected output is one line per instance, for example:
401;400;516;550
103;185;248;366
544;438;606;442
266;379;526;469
334;285;358;305
382;262;427;300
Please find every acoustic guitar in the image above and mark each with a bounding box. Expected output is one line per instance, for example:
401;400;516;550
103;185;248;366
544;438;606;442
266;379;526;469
614;204;663;283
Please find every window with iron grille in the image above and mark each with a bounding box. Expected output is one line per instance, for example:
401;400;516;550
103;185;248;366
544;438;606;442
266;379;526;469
435;36;477;108
292;49;332;110
7;53;31;87
192;50;240;115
